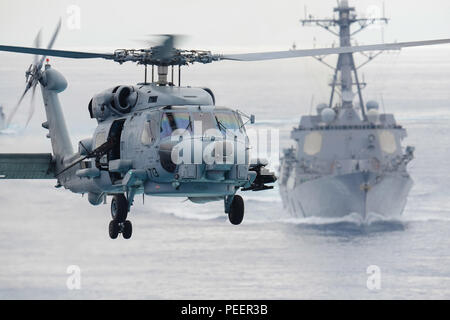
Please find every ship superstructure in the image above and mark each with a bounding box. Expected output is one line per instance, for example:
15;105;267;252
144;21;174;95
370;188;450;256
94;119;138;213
278;0;414;219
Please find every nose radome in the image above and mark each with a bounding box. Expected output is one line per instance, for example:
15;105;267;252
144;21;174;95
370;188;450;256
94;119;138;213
204;140;235;164
171;139;245;167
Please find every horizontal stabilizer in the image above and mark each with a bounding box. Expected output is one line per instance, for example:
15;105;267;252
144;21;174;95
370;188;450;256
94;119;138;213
0;153;55;179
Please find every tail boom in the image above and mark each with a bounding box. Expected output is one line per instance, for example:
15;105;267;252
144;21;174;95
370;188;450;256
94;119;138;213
39;64;73;170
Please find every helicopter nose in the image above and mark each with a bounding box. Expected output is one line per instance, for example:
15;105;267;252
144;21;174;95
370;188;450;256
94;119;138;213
198;140;236;181
203;140;235;165
173;138;250;182
170;138;247;166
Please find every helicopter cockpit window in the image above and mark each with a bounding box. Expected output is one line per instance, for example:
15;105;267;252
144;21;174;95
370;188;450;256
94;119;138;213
215;111;241;133
191;112;218;135
160;112;192;139
236;113;246;133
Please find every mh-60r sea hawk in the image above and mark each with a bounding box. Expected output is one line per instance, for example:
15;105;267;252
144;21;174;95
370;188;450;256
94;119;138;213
0;21;449;239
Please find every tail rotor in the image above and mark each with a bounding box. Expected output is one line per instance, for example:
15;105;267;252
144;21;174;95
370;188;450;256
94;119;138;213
6;19;61;128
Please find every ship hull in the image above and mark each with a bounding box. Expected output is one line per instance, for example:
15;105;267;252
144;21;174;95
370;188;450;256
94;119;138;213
279;171;413;219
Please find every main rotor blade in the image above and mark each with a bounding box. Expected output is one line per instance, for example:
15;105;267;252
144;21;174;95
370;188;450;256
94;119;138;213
221;38;450;62
0;45;115;60
151;35;178;62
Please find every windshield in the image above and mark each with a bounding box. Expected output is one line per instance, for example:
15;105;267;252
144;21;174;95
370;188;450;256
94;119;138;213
160;112;192;139
215;111;241;132
160;109;244;138
191;112;218;135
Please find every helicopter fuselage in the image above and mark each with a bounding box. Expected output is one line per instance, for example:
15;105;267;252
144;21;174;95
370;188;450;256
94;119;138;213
0;63;275;237
52;75;255;207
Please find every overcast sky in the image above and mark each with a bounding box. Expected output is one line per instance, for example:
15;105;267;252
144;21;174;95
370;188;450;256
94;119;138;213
0;0;449;52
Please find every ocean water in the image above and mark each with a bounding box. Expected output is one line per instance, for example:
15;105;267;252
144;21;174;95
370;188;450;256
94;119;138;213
0;47;450;299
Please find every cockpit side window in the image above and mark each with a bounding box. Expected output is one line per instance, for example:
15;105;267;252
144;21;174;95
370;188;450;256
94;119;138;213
160;112;192;139
173;112;191;132
236;113;246;133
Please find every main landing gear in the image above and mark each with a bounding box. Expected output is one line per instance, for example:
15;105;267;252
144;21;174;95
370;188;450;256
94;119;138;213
109;194;133;239
225;194;245;225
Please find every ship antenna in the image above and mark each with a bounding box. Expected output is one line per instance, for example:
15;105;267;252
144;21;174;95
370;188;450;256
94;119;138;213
300;0;390;122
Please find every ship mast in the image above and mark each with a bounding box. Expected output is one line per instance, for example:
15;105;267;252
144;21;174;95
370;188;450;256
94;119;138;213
301;0;388;121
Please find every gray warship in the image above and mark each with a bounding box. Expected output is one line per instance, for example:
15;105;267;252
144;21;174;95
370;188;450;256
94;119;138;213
278;0;414;219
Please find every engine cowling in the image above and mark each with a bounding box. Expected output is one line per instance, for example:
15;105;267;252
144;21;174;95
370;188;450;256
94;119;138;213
89;92;113;121
88;86;138;121
111;86;138;114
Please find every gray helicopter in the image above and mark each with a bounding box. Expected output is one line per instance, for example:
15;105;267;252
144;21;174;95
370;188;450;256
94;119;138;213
0;21;449;239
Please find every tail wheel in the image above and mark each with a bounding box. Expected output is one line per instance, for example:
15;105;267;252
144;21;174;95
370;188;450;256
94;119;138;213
122;220;133;239
109;220;119;239
111;194;128;222
228;195;244;225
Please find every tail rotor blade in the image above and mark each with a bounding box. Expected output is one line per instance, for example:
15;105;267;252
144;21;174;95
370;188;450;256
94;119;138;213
33;29;42;65
6;87;29;127
7;20;62;129
25;83;38;127
47;18;62;50
38;18;62;68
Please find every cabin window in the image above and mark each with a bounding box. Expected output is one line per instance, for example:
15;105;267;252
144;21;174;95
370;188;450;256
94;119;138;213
160;112;192;139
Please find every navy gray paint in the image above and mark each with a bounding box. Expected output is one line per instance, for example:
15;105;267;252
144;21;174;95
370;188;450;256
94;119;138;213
278;0;414;219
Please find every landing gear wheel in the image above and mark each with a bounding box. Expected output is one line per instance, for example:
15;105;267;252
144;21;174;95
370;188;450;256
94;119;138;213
111;194;128;222
122;220;133;239
109;220;119;239
228;195;244;225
